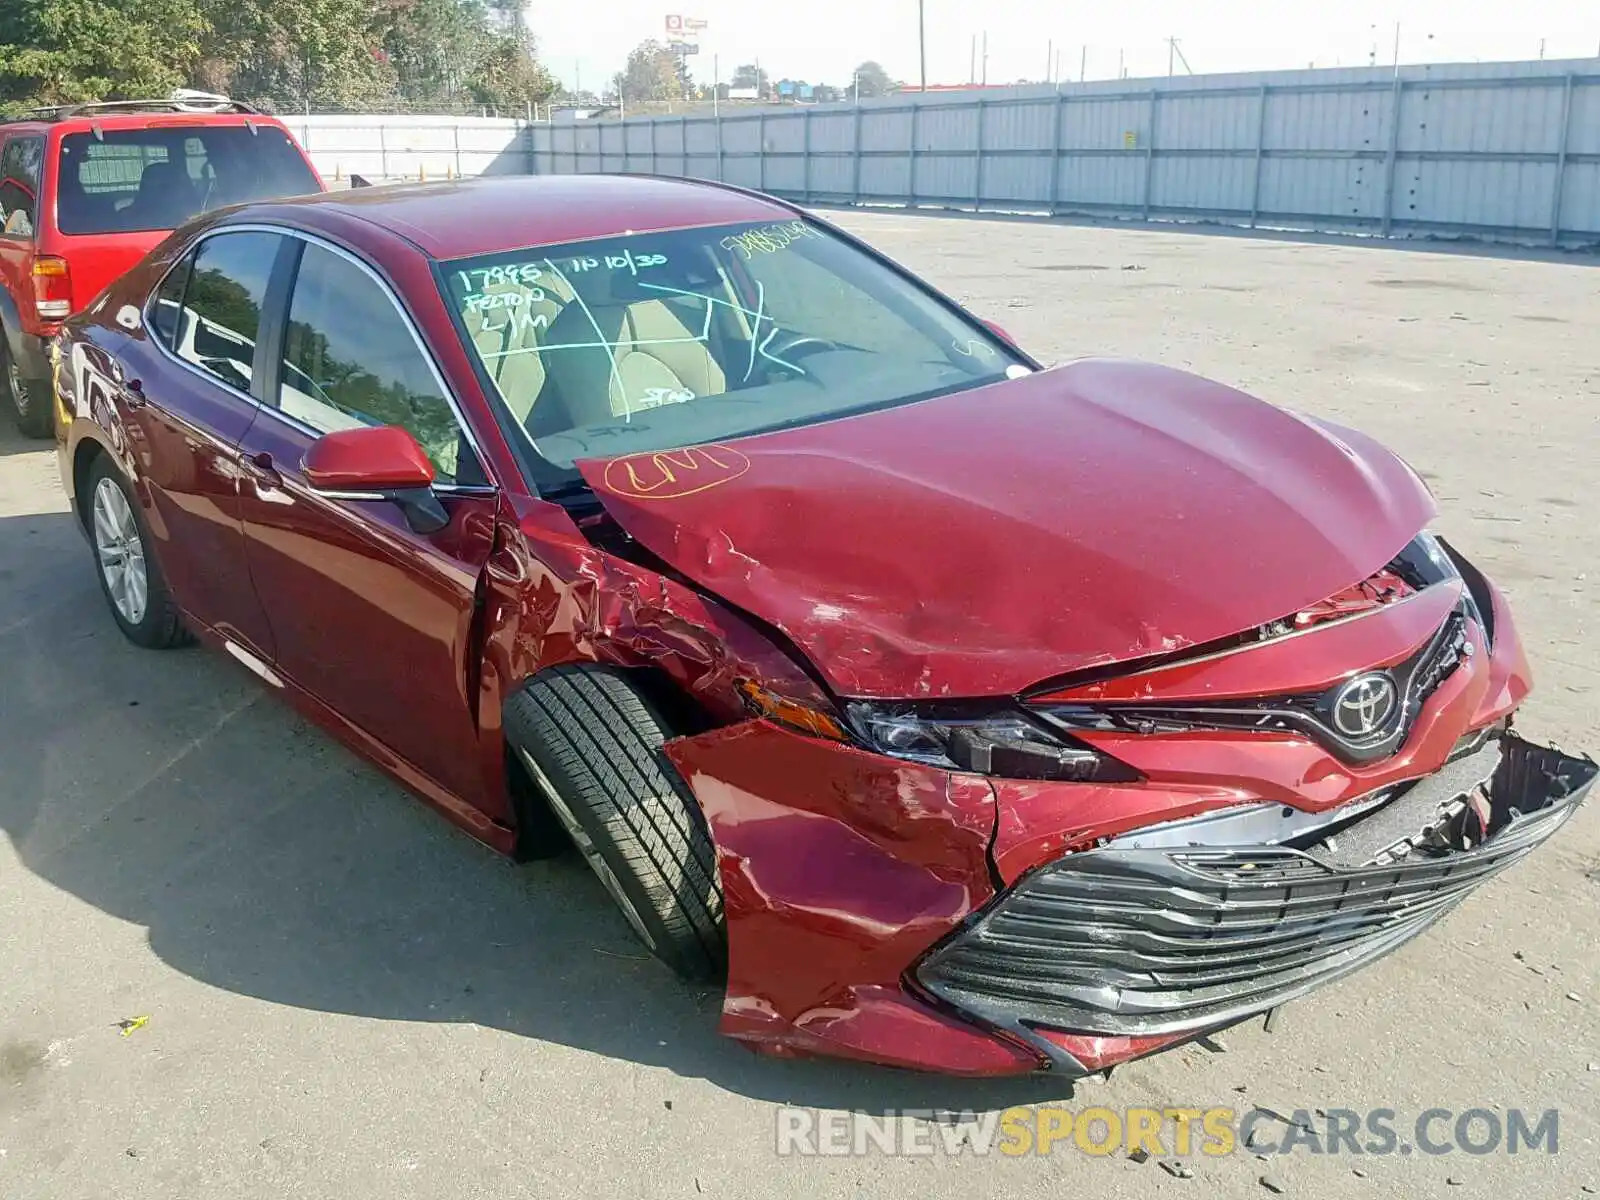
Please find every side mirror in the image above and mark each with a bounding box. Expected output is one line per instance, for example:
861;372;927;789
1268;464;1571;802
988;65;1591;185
982;319;1017;347
303;426;449;533
349;174;374;189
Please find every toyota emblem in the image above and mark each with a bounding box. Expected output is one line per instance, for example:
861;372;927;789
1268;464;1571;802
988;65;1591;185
1331;673;1399;739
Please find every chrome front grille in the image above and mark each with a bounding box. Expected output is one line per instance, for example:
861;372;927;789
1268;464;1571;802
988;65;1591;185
915;737;1593;1054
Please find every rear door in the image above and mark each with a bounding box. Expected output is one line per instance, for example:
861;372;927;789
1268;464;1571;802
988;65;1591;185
0;134;44;328
235;233;499;807
107;227;283;659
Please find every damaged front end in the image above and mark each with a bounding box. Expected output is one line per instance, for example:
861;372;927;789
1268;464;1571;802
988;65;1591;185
648;532;1592;1077
913;733;1594;1074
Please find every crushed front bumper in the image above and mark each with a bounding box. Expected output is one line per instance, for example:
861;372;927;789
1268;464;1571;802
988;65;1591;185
915;734;1594;1074
668;724;1591;1076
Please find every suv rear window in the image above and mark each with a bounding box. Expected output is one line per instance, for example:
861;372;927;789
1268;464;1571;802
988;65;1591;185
57;125;319;236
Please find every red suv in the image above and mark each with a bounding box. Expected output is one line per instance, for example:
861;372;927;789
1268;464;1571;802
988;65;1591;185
0;93;322;437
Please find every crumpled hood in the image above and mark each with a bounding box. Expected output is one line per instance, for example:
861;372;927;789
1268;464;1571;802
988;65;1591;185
577;359;1435;699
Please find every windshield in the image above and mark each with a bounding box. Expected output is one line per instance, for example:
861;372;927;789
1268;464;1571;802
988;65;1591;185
441;218;1027;488
57;125;320;236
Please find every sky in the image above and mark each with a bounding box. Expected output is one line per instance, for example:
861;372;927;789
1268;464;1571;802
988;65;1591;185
527;0;1600;94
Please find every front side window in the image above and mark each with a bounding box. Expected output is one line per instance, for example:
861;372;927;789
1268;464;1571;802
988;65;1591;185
0;136;43;239
170;231;282;392
278;242;468;483
57;126;318;236
441;218;1023;488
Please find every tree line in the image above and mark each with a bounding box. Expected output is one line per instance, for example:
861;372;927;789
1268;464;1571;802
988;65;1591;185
609;46;897;106
0;0;556;114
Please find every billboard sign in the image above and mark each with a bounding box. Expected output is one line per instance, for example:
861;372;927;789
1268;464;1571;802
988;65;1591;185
665;14;707;42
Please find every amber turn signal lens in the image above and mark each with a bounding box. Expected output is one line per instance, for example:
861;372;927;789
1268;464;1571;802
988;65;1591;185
734;678;848;742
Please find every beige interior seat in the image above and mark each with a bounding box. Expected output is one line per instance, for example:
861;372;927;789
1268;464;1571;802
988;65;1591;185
536;283;726;430
463;274;570;425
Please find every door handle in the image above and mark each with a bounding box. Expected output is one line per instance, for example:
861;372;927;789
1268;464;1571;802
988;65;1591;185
242;451;282;487
117;378;145;409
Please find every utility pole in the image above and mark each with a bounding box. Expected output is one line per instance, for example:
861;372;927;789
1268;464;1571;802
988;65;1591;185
1392;23;1401;74
1046;39;1053;84
713;54;719;115
981;31;988;85
1080;45;1087;82
918;0;927;90
970;35;977;84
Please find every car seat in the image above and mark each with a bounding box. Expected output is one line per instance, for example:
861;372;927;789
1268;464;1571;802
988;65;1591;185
125;161;198;229
535;272;725;433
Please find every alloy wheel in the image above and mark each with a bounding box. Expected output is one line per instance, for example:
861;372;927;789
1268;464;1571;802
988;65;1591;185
5;356;30;419
92;477;149;626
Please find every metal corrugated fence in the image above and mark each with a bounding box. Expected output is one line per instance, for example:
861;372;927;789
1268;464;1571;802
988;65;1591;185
295;60;1600;248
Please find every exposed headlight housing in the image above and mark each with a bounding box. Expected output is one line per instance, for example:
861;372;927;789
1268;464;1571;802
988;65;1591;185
844;703;1141;782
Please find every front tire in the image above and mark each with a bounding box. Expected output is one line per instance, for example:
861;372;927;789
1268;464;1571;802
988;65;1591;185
3;337;52;439
86;456;189;649
504;666;725;981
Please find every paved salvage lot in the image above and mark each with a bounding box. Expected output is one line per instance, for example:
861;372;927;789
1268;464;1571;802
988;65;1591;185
2;211;1596;1199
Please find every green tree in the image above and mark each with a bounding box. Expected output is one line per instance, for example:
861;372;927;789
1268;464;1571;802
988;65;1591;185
467;35;556;112
851;60;895;98
197;0;394;110
613;39;688;104
0;0;206;110
730;62;768;96
1;0;558;115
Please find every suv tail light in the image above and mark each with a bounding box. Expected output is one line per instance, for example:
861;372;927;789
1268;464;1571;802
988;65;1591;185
32;256;72;321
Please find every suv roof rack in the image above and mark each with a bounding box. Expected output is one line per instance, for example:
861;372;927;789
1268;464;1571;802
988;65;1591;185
8;90;259;123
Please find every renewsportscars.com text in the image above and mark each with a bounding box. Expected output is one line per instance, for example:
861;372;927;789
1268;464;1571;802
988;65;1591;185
775;1106;1560;1158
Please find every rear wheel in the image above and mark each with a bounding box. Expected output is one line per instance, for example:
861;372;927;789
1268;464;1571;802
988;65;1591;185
3;338;52;438
503;666;725;981
86;456;190;649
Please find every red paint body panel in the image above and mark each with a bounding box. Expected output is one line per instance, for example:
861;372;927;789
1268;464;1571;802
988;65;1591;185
301;425;435;490
581;359;1436;699
235;412;501;814
1041;582;1462;704
663;720;1043;1075
256;174;792;259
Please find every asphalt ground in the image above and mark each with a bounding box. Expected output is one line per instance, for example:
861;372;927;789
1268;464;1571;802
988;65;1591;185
1;210;1596;1198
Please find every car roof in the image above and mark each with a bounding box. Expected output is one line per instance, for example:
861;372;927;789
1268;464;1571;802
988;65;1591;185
230;174;799;260
1;111;290;136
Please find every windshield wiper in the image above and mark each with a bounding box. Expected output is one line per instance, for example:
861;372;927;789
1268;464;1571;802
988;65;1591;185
537;478;595;504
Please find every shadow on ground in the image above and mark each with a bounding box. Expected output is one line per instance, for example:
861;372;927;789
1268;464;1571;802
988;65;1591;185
0;493;1073;1113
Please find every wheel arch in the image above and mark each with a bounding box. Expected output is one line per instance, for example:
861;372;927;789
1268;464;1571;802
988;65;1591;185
70;434;111;534
500;659;720;859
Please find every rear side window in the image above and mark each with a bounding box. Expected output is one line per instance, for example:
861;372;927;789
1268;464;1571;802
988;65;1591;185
169;231;283;392
0;136;44;239
57;126;318;236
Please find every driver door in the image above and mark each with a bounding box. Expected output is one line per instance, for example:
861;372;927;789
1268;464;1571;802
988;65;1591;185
235;234;499;809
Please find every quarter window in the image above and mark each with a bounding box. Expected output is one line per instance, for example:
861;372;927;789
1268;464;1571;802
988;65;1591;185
148;253;196;351
278;242;469;483
0;137;43;239
172;232;282;392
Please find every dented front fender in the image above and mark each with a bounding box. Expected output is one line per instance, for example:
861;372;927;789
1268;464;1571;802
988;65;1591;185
664;720;1045;1075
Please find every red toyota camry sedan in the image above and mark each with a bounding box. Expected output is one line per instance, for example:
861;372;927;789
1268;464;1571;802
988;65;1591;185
52;175;1593;1077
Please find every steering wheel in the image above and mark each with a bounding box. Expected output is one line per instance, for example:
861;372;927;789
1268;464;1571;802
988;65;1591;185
768;334;841;361
760;333;845;381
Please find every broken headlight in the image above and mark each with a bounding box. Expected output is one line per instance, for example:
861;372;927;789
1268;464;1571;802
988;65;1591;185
843;703;1140;782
